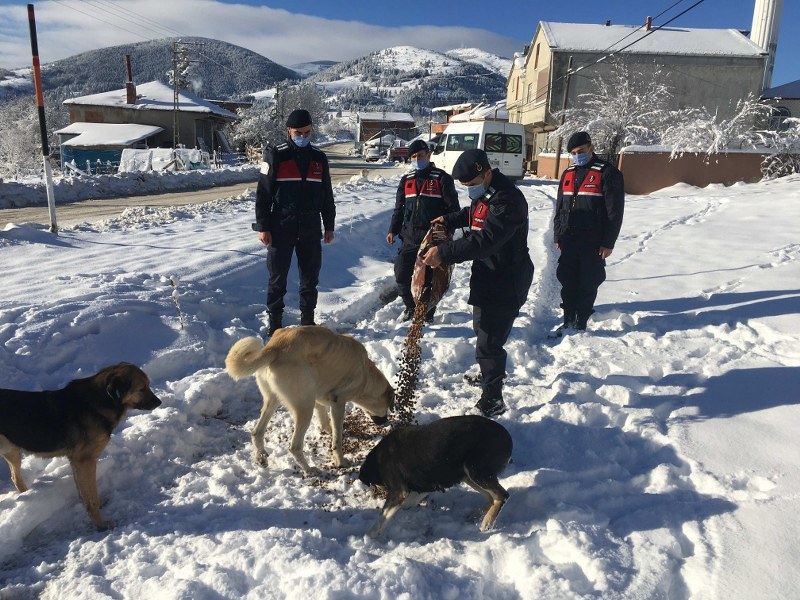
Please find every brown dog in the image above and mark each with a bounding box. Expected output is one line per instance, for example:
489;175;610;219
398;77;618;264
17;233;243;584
0;363;161;529
225;326;394;474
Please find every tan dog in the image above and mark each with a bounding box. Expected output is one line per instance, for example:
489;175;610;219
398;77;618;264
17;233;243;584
225;326;394;474
0;363;162;529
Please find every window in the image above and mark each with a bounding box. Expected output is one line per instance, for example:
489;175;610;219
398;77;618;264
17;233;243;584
445;134;479;151
485;133;523;154
534;44;540;69
769;106;792;131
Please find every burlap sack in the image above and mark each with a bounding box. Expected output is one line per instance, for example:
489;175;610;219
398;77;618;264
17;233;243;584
411;222;453;307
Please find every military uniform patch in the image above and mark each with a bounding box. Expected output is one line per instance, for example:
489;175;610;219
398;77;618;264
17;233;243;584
489;203;505;216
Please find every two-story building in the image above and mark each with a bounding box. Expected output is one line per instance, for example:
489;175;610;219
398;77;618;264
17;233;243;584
507;20;768;168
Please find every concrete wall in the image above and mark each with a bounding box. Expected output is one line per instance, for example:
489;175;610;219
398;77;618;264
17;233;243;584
618;150;766;194
535;149;767;194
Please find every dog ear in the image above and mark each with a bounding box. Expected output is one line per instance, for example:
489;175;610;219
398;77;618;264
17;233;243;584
105;373;130;404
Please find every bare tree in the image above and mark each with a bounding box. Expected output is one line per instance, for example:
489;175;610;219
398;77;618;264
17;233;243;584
549;61;673;159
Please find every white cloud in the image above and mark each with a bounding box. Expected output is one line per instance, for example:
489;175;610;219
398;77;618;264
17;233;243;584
0;0;523;69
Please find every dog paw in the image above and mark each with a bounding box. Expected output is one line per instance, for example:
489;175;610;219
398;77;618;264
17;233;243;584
254;452;269;467
333;456;352;468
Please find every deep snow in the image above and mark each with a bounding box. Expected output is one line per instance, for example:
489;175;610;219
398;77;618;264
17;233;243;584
1;170;799;599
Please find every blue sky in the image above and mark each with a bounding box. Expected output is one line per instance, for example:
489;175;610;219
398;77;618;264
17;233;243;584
0;0;796;86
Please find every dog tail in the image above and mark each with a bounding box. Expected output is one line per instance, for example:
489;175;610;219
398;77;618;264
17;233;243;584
225;336;277;379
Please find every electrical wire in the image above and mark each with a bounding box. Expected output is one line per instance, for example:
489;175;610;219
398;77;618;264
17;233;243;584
514;0;709;115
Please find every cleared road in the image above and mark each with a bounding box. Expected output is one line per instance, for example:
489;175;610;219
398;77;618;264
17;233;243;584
0;142;405;228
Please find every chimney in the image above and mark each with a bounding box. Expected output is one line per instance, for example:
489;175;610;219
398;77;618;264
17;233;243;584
605;19;612;26
124;54;137;104
645;16;652;30
750;0;783;90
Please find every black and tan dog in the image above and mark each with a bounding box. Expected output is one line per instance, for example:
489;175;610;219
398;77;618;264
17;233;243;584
359;415;513;536
0;363;161;529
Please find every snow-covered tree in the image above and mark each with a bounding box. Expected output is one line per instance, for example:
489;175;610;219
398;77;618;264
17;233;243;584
760;118;800;179
549;61;673;159
661;94;774;158
231;81;328;149
0;97;39;178
0;95;67;180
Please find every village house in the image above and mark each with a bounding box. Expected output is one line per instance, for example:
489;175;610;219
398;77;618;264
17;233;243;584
760;79;800;129
507;19;769;172
353;111;416;145
61;79;239;168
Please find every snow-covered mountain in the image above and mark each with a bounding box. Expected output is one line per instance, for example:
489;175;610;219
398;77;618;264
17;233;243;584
290;60;338;77
0;41;511;116
310;45;510;113
446;47;512;78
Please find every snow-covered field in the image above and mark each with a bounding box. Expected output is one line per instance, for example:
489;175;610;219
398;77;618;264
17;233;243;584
1;171;799;599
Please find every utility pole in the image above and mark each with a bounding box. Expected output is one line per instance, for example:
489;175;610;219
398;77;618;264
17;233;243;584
553;56;573;180
27;3;57;233
170;40;203;148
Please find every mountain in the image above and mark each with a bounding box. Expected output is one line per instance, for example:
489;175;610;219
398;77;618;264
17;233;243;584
30;37;299;102
308;45;510;113
445;48;512;78
290;60;338;77
1;41;511;116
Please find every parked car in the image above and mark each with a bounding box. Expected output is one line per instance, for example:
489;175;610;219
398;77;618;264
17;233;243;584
363;145;382;162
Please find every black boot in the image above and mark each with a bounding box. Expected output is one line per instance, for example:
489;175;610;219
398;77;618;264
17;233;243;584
424;306;436;323
400;306;414;321
300;310;316;326
267;311;283;336
475;390;507;418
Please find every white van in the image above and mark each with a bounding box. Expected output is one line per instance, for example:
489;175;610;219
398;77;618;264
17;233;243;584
432;121;525;180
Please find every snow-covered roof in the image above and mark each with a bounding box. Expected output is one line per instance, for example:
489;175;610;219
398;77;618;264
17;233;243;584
56;122;164;148
432;103;474;113
449;100;508;122
63;81;239;119
761;79;800;100
541;22;766;58
356;111;415;123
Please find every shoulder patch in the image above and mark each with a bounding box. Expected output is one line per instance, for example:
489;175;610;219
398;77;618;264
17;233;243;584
489;203;506;216
275;142;289;151
260;161;270;175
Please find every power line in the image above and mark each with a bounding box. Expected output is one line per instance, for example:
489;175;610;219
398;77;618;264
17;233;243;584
516;0;707;112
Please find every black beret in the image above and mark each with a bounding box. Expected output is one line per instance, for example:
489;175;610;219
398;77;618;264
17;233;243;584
286;109;312;128
452;148;491;182
407;139;430;156
566;131;592;152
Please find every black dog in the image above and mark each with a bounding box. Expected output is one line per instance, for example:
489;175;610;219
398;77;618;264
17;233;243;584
359;415;512;536
0;363;161;529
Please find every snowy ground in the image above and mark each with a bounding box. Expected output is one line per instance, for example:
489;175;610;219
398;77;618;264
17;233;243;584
0;164;259;209
1;171;799;599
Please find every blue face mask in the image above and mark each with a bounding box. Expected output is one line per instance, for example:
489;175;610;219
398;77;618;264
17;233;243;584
292;134;311;148
466;180;487;200
411;157;429;171
571;150;591;166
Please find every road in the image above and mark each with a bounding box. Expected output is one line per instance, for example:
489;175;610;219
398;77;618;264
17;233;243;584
0;142;405;228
